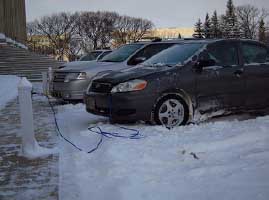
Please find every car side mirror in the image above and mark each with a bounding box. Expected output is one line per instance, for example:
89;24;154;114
133;57;147;65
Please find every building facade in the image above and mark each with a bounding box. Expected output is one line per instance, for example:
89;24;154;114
150;27;194;39
0;0;27;43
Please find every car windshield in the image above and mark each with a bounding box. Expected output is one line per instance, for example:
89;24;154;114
97;51;112;61
100;44;144;62
79;51;102;61
143;43;204;67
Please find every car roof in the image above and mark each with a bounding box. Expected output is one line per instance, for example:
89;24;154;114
177;38;265;45
91;49;112;53
134;39;185;45
120;38;267;50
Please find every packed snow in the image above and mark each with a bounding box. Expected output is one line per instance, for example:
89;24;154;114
1;75;268;199
0;75;20;110
57;103;269;200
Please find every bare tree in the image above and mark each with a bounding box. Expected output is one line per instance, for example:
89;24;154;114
113;16;154;46
236;5;269;39
128;17;154;42
28;11;154;58
78;11;119;50
26;21;39;49
35;12;79;60
113;16;133;45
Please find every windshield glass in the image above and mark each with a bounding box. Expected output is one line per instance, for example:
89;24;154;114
79;52;102;61
143;43;204;66
100;44;144;62
97;51;112;60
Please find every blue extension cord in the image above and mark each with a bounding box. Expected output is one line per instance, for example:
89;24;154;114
33;92;144;154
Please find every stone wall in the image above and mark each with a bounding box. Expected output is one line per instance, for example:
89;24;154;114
0;0;27;44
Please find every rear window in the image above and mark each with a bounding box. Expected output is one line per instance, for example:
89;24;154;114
242;43;268;64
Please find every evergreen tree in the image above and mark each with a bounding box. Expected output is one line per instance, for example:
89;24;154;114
203;13;211;38
223;0;242;38
258;19;266;43
211;10;222;38
193;18;203;38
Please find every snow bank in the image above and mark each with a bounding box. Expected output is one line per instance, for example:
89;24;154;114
57;104;269;200
0;75;20;110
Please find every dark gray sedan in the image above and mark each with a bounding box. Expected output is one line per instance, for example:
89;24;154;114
85;39;269;128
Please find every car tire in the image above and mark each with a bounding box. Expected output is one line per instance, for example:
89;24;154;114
154;95;189;128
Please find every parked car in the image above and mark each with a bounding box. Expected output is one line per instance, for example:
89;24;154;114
85;39;269;128
51;40;183;101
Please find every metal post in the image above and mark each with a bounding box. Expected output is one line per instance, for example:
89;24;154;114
48;67;53;95
42;71;48;95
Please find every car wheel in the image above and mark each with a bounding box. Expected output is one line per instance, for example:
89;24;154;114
154;95;189;128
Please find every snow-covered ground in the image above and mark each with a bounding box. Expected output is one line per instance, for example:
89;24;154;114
0;75;268;200
0;75;20;110
57;103;269;200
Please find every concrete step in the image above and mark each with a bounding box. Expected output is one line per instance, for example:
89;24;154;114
0;44;65;81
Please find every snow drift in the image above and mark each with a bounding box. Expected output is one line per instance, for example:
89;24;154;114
0;75;20;110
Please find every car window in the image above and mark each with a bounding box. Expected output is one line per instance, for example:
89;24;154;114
97;51;112;61
143;43;204;66
128;43;175;65
242;43;268;64
205;42;239;66
79;51;102;61
100;44;144;62
79;54;95;61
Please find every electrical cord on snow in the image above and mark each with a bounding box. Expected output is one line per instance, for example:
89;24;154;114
31;91;144;154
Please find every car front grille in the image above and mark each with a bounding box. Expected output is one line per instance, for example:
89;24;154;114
53;72;79;82
90;81;113;93
53;72;67;82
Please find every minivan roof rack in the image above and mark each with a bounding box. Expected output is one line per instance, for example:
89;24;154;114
138;37;162;42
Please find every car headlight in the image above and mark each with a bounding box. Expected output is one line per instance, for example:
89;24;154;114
111;79;147;93
64;72;87;82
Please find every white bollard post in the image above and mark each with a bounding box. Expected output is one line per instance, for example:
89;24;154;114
42;72;48;95
18;77;57;158
18;77;40;157
48;67;53;95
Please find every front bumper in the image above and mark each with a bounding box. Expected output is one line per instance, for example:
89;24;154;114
52;79;91;100
85;91;156;122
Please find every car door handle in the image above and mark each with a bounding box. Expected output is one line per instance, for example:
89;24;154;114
234;69;244;77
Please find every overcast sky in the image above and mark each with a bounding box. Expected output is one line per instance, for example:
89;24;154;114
25;0;269;28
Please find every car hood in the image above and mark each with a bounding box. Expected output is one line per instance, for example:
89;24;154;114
93;65;173;84
57;61;127;75
58;61;97;71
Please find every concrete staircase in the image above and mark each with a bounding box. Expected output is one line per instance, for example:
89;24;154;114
0;44;64;82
